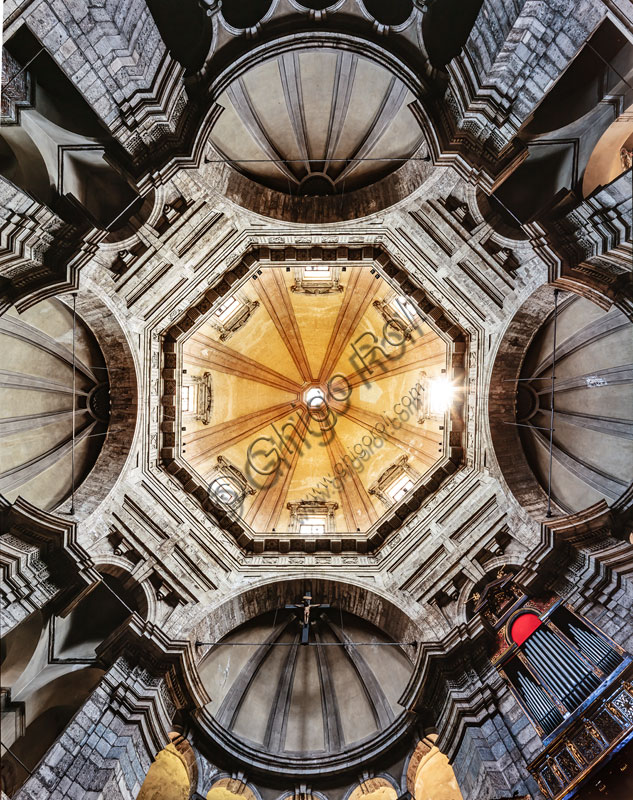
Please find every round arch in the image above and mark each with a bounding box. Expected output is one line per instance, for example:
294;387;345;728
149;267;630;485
405;735;464;800
66;286;139;519
171;31;438;223
487;284;569;520
188;575;428;654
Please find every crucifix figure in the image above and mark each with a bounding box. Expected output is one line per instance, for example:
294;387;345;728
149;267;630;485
285;591;330;645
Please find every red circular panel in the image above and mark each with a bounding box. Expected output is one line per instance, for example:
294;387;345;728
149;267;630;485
510;612;542;646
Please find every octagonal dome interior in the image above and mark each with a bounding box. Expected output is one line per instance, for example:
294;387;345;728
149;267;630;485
180;265;451;534
208;49;424;195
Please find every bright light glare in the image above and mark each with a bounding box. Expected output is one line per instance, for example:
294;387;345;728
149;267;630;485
391;295;417;321
429;377;454;415
305;387;325;406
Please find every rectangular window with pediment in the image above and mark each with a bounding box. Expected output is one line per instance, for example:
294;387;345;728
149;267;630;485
207;456;255;512
215;296;242;323
388;473;414;502
373;290;420;341
292;265;342;294
369;455;420;508
288;500;338;533
211;292;259;342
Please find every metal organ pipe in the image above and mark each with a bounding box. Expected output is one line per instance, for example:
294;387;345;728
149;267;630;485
518;672;554;717
567;624;621;673
523;628;599;709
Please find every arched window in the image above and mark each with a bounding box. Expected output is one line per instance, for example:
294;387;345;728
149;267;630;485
501;605;625;737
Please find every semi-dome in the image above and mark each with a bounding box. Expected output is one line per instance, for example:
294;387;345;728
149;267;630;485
208;49;424;195
0;298;110;511
517;294;633;514
199;607;413;756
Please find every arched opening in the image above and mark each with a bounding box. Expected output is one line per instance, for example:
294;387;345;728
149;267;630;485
348;777;398;800
405;736;464;800
414;736;463;800
137;741;192;800
207;777;259;800
220;0;273;30
361;0;413;27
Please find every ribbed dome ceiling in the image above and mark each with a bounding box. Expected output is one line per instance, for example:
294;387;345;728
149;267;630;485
518;294;633;514
0;299;109;510
199;608;413;755
208;50;424;194
180;266;450;534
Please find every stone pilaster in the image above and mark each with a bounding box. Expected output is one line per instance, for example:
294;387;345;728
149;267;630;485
438;673;540;800
525;171;633;313
541;502;633;652
5;0;187;163
0;177;89;313
11;655;175;800
0;497;98;636
0;531;59;635
447;0;605;156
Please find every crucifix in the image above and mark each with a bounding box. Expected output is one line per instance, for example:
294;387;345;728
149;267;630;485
285;591;330;645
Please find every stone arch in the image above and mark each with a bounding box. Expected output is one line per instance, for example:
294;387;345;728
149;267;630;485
359;0;414;29
91;561;153;622
345;774;400;800
189;575;426;655
137;739;193;800
289;0;346;12
219;0;276;33
487;284;571;520
473;188;528;242
207;775;263;800
406;735;464;800
176;31;436;223
66;287;139;519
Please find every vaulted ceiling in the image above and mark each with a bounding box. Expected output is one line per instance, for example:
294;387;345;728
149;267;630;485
209;50;424;194
181;266;449;533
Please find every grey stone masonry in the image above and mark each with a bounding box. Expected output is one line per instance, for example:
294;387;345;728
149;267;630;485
451;710;541;800
0;177;87;313
0;497;99;636
12;656;174;800
547;171;633;267
0;532;58;636
449;0;605;150
8;0;187;161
